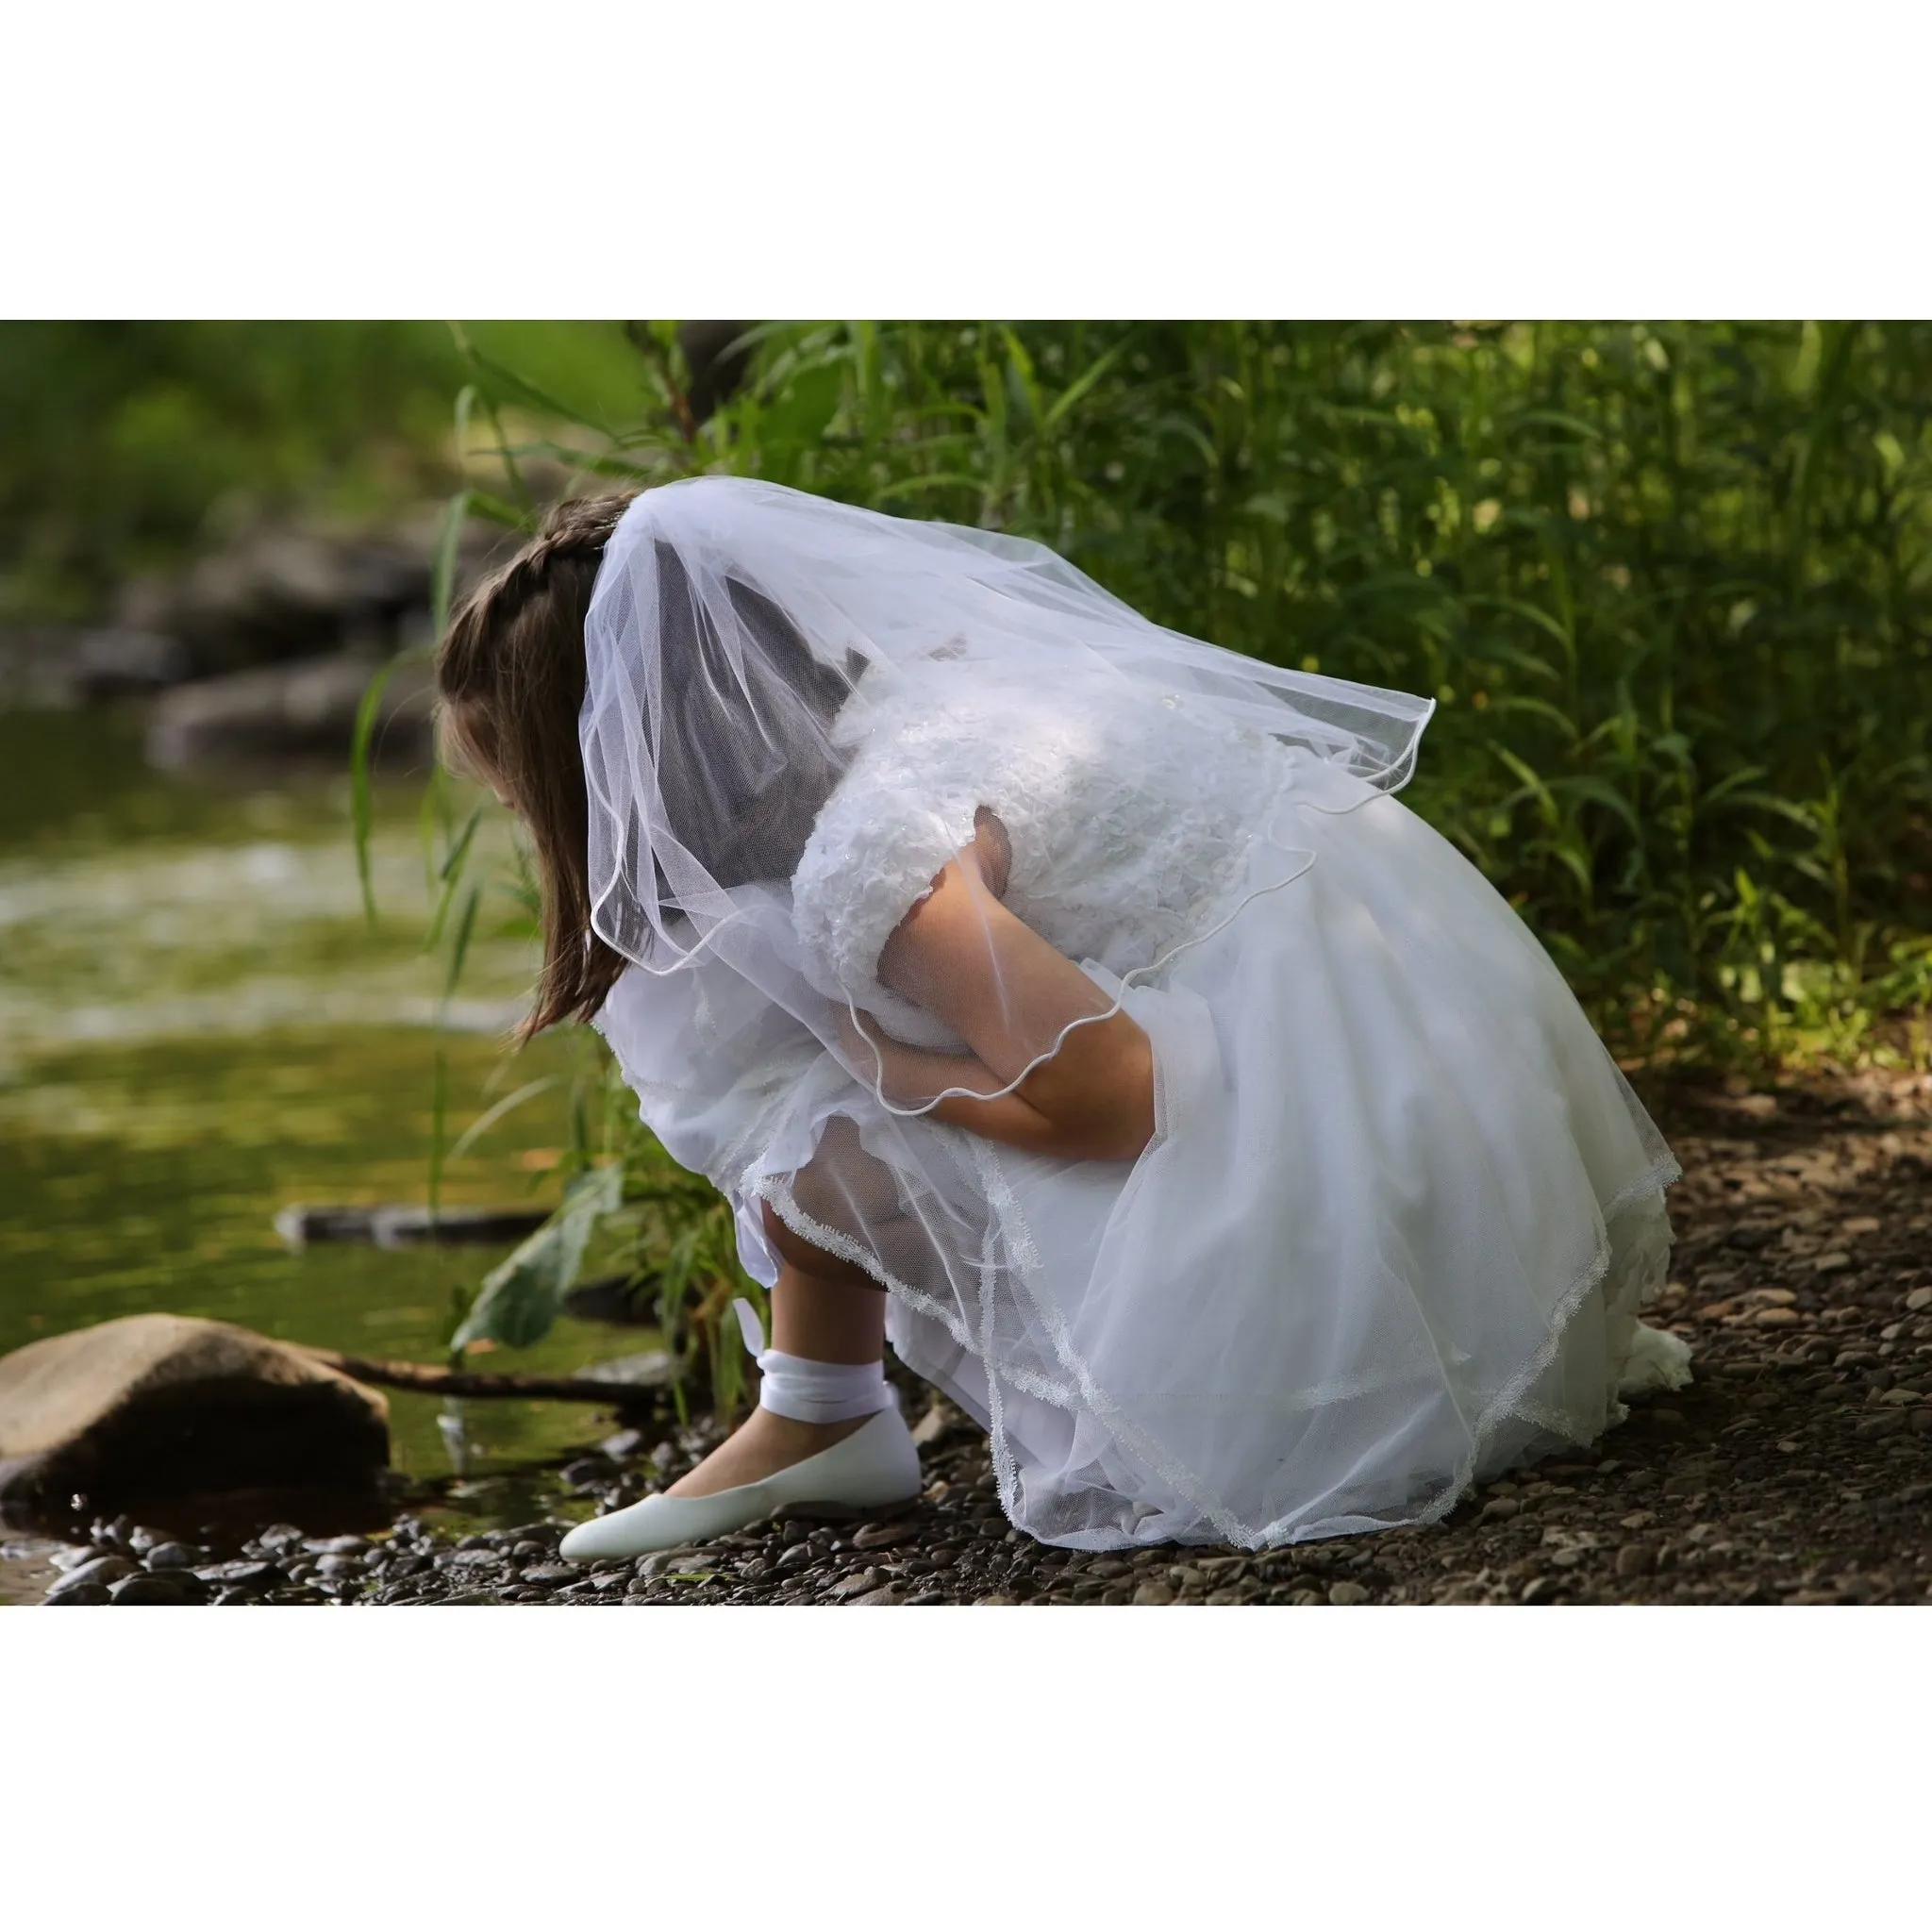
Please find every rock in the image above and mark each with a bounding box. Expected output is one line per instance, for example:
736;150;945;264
273;1204;552;1251
45;1556;137;1599
1327;1581;1371;1607
1132;1579;1176;1606
194;1560;283;1592
115;515;485;680
851;1520;915;1552
43;1584;112;1606
1479;1497;1520;1522
142;1542;202;1571
826;1569;881;1599
520;1564;579;1587
78;628;192;699
850;1585;902;1607
146;649;435;771
1812;1252;1853;1275
636;1545;713;1581
108;1571;199;1605
598;1429;648;1460
1906;1288;1932;1313
49;1544;117;1573
0;1314;389;1514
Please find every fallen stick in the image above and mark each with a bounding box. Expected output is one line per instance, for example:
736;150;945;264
292;1345;676;1405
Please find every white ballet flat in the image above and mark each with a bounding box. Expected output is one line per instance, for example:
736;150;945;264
557;1407;924;1562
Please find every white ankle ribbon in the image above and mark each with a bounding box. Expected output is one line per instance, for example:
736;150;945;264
730;1298;895;1425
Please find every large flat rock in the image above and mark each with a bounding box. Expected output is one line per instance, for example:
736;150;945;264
0;1314;390;1516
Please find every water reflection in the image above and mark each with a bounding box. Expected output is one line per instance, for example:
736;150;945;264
0;705;655;1511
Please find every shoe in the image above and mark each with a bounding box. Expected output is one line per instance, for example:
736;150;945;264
557;1407;924;1562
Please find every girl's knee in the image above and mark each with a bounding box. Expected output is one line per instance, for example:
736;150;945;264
759;1196;882;1291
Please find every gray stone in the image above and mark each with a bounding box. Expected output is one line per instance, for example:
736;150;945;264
142;1542;202;1571
0;1314;389;1514
109;1570;198;1605
1132;1579;1176;1606
1615;1543;1657;1580
43;1584;112;1605
46;1556;137;1599
146;649;435;770
1327;1581;1371;1607
194;1560;283;1592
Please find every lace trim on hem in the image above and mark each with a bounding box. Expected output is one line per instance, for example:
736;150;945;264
750;1118;1686;1555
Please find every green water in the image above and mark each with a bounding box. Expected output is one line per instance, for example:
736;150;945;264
0;703;657;1503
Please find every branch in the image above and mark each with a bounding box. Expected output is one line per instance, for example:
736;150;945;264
293;1345;676;1406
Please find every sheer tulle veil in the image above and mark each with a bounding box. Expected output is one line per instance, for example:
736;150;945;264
578;475;1436;1108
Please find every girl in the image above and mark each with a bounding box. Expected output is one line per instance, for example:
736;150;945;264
437;475;1690;1559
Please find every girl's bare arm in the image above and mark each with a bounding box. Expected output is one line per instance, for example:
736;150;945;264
866;818;1155;1162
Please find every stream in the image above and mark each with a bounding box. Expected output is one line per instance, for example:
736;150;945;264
0;702;658;1596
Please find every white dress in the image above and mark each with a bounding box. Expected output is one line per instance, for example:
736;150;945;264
593;656;1689;1550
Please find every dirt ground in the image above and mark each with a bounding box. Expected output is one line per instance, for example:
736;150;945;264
527;1064;1932;1607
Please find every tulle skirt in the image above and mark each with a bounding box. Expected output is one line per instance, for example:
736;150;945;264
624;762;1686;1550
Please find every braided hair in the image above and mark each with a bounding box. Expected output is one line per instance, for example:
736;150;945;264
438;492;640;1039
437;490;864;1041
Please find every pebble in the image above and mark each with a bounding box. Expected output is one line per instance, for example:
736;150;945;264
1479;1498;1520;1522
1327;1581;1371;1607
850;1585;902;1607
827;1569;881;1599
48;1556;137;1598
852;1521;915;1552
196;1560;283;1591
142;1542;203;1571
637;1546;710;1581
520;1564;579;1586
44;1584;114;1605
1132;1580;1176;1606
108;1571;196;1605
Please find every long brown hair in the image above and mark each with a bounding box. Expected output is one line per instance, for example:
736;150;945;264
436;491;638;1040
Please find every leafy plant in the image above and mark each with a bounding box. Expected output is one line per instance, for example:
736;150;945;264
363;318;1932;1403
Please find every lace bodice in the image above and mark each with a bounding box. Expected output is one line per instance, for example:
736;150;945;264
790;657;1291;1039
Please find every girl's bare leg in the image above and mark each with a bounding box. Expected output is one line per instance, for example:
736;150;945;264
664;1206;889;1499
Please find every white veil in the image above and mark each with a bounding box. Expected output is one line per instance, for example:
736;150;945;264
579;475;1434;1118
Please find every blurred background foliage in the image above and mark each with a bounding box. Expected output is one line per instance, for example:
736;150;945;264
8;317;1929;1063
438;319;1932;1073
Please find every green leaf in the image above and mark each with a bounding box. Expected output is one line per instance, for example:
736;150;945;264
452;1162;625;1353
349;650;425;925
